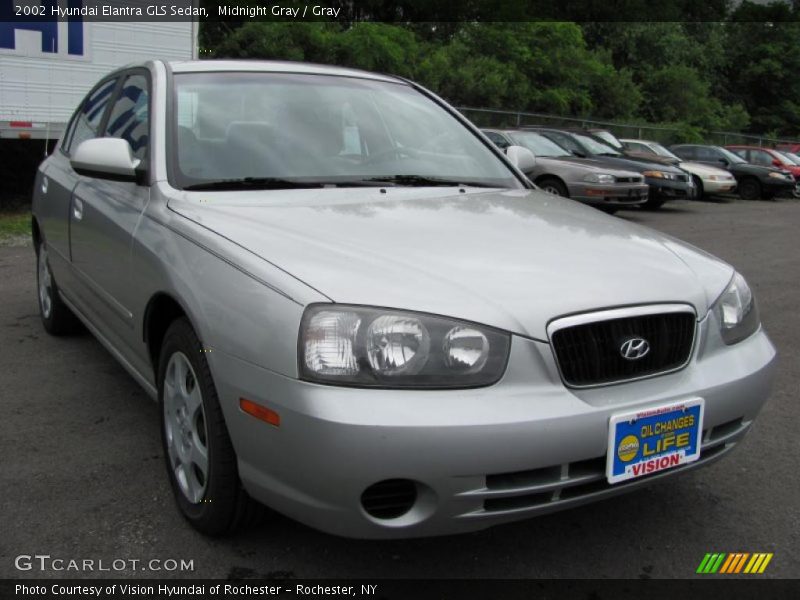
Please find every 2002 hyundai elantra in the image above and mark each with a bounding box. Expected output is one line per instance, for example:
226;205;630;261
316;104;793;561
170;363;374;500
31;60;776;538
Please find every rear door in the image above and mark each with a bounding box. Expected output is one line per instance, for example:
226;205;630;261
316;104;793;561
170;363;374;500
68;69;151;352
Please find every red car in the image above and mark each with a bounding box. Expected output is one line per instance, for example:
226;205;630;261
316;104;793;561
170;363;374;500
725;145;800;179
775;143;800;154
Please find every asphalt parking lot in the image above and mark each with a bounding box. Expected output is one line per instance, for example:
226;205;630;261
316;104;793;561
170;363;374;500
1;197;798;580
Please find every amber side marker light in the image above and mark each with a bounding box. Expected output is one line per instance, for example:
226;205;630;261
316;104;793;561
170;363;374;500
239;397;281;427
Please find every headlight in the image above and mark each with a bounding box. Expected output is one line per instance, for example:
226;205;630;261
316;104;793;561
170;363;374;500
707;175;720;181
712;272;760;345
642;171;678;179
583;173;615;184
768;171;790;179
641;170;677;180
300;305;511;387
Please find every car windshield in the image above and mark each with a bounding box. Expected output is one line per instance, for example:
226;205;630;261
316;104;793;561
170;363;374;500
574;133;622;156
509;131;571;157
591;130;623;150
717;147;747;164
170;72;519;190
776;151;800;165
648;143;681;160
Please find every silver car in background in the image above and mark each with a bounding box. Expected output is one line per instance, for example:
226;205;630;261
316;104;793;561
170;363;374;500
483;129;649;213
32;60;776;539
620;138;737;198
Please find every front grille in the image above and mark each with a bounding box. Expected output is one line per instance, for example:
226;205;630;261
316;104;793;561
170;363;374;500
616;176;643;183
551;311;696;387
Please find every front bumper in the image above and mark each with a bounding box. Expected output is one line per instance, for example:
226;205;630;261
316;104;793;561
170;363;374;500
568;182;649;207
648;178;695;200
210;313;776;539
701;179;737;195
761;177;795;194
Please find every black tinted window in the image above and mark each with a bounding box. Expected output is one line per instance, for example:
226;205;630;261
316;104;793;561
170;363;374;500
105;73;150;161
749;150;773;166
485;131;509;149
694;147;719;160
65;78;117;153
546;132;580;154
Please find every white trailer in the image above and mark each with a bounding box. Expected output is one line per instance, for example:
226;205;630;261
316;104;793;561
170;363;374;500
1;19;197;140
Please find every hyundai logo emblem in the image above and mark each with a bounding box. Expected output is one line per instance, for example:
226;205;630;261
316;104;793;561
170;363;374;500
620;337;650;360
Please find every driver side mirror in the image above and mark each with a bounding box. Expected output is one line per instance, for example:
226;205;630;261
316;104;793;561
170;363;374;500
505;145;536;173
772;158;782;167
716;157;729;167
71;138;141;181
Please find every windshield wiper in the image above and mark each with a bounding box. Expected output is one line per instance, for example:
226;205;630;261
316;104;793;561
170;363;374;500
362;175;499;188
183;177;326;191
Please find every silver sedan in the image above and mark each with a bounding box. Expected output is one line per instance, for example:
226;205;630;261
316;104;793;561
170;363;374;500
31;60;776;538
483;129;649;212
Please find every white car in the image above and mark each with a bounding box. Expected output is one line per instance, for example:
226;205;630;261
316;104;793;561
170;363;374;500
620;139;737;198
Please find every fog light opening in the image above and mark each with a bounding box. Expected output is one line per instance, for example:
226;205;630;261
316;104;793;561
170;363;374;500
360;479;418;520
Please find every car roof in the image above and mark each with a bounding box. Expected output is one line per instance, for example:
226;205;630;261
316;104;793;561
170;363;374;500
619;138;658;145
725;144;775;151
166;60;404;84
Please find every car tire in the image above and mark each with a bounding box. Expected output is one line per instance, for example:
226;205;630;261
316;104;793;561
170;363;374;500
738;178;761;200
538;178;569;197
158;317;263;535
692;175;704;200
642;197;665;210
36;241;82;335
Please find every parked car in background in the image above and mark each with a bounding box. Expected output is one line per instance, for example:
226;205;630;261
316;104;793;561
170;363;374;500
31;60;776;539
670;144;796;200
620;138;737;198
587;128;625;151
775;142;800;155
483;129;648;212
527;127;694;209
725;145;800;181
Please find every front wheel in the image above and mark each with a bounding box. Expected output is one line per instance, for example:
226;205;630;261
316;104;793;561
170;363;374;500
158;317;262;535
692;175;704;200
738;178;761;200
537;178;569;197
642;197;666;210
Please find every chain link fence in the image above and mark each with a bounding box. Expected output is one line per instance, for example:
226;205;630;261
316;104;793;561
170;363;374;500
456;107;800;148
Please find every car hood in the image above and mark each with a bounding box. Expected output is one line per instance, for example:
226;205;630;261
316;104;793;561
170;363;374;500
545;157;643;177
575;155;685;175
678;162;735;177
169;188;733;339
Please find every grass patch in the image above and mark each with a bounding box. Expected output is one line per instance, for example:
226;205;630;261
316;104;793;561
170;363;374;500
0;212;32;241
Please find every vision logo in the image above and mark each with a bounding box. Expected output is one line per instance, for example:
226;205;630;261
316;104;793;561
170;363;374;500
696;552;773;574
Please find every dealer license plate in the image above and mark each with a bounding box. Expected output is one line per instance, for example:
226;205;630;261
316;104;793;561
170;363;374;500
606;398;704;484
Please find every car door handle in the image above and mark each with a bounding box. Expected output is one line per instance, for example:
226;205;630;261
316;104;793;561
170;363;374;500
73;198;84;221
41;176;48;195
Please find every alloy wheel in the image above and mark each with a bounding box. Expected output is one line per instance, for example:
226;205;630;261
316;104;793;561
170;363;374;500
163;351;209;504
